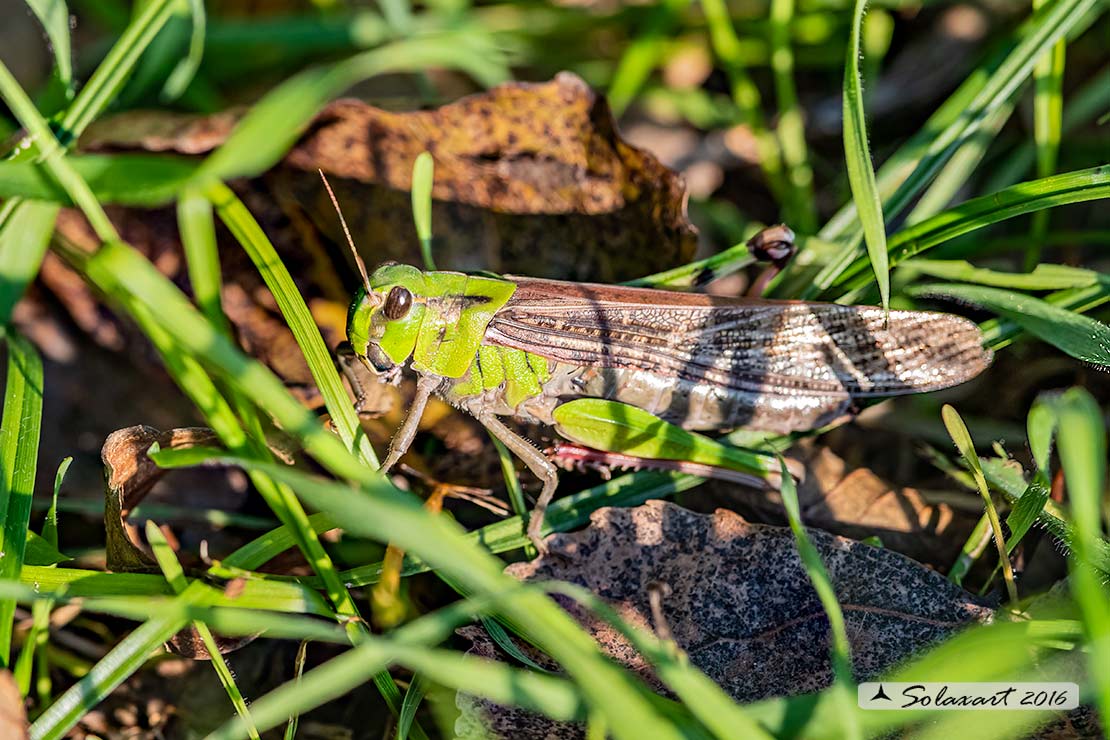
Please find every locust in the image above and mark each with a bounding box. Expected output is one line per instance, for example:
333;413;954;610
328;195;990;552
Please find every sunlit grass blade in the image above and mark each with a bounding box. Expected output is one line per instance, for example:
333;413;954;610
30;590;199;740
834;165;1110;296
769;0;816;232
0;330;43;667
912;282;1110;367
1053;388;1110;723
701;0;786;204
842;0;888;311
177;185;227;329
150;448;685;740
941;405;1018;603
979;456;1110;577
776;455;859;739
411;151;436;271
898;259;1098;290
24;0;73;95
0;153;198;206
607;0;689;116
204;182;378;467
146;522;260;740
396;673;428;740
161;0;206;101
808;0;1100;295
0;200;59;324
1027;0;1068;271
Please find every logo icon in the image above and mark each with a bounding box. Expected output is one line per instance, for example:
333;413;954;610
870;684;892;702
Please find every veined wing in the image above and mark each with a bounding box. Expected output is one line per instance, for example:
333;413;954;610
485;277;991;399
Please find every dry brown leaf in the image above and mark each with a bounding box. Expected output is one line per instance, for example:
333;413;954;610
47;73;695;431
101;425;256;658
460;500;993;738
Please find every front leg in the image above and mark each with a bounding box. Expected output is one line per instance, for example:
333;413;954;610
474;411;559;555
381;374;442;473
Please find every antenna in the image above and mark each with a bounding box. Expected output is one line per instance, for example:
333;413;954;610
319;169;371;291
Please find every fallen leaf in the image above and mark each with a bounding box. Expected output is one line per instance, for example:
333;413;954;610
460;500;993;737
101;425;257;659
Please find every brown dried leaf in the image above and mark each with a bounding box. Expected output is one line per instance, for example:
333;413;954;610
101;425;256;659
102;425;221;572
49;74;694;428
460;500;992;738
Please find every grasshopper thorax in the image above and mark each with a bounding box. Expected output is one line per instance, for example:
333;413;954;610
346;263;428;376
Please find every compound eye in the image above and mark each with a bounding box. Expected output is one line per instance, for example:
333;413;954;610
382;286;413;320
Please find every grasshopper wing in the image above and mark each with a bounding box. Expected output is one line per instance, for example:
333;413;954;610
485;277;991;432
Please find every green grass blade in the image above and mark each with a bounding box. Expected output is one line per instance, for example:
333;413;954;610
30;589;201;740
151;449;685;740
0;200;59;324
776;456;859;739
411;151;436;271
177;185;227;330
396;673;429;740
1027;0;1068;271
0;153;198;206
205;182;377;467
56;0;177;144
701;0;786;203
842;0;888;311
607;0;688;116
161;0;206;101
769;0;816;233
897;259;1098;290
941;405;1017;603
24;0;73;92
147;522;261;740
1053;388;1110;723
911;282;1110;367
0;330;44;667
835;165;1110;295
809;0;1100;294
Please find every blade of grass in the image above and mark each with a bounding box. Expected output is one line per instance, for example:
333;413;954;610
1026;0;1067;271
396;673;428;740
834;165;1110;296
842;0;888;312
24;0;73;95
807;0;1100;295
776;455;859;739
411;151;436;271
0;200;59;323
194;35;507;185
607;0;689;116
941;405;1018;603
769;0;816;232
0;330;44;667
161;0;206;101
911;282;1110;367
146;522;260;740
1054;388;1110;723
701;0;786;204
151;450;687;740
897;259;1098;290
204;182;378;467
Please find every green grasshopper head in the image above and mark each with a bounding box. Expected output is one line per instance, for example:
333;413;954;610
346;263;427;378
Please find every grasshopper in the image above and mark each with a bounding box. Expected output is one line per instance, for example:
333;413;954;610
337;255;990;552
326;186;990;552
